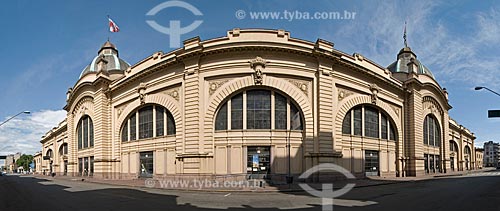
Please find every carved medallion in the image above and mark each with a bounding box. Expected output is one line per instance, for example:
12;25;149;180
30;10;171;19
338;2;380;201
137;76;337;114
249;56;268;85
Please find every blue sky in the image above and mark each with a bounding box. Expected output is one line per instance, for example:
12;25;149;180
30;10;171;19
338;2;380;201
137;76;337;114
0;0;499;160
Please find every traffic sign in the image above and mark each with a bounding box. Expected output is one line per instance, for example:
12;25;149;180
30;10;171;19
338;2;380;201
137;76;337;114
488;110;500;118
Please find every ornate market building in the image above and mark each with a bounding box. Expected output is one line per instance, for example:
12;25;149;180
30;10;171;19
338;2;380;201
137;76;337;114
39;29;477;181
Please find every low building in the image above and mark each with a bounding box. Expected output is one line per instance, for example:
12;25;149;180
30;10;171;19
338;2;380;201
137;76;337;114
475;148;483;169
40;120;68;176
40;29;476;181
483;141;499;167
4;153;21;173
33;151;42;174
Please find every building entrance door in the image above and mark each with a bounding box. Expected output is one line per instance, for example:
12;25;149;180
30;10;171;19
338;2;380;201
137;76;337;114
365;150;379;176
63;160;68;176
247;146;271;179
450;157;454;171
140;151;154;178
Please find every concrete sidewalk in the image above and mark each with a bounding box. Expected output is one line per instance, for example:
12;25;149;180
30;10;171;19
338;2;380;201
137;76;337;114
33;168;492;192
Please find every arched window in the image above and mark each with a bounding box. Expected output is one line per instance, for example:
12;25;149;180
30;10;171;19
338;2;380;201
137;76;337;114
46;149;53;158
449;140;458;152
59;143;68;155
423;115;441;147
77;116;94;150
342;105;397;141
121;104;175;142
215;89;303;131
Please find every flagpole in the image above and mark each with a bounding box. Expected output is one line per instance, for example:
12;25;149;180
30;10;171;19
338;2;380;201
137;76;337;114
107;15;110;42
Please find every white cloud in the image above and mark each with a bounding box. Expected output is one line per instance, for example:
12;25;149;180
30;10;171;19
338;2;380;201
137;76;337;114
0;110;66;156
324;0;500;90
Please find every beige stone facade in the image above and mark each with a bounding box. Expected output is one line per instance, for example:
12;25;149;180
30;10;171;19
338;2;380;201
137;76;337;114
33;151;42;174
475;148;483;169
40;120;68;175
40;29;475;180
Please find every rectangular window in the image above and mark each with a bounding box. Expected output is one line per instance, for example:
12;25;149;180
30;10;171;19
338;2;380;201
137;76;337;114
389;123;397;141
381;114;388;139
429;117;435;146
84;157;89;176
130;114;136;141
231;94;243;129
435;155;440;173
342;111;351;135
364;150;379;176
434;124;441;147
353;107;362;136
83;118;89;148
156;107;164;137
78;124;82;150
424;154;429;173
167;111;176;135
78;158;83;176
90;156;94;176
140;151;154;178
247;90;271;129
364;107;379;138
89;119;93;147
139;106;154;139
429;155;434;173
121;121;128;142
290;103;302;130
215;103;228;130
423;117;429;145
247;146;271;177
274;93;287;130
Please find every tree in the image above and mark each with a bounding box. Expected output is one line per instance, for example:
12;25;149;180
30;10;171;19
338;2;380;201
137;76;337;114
16;154;33;172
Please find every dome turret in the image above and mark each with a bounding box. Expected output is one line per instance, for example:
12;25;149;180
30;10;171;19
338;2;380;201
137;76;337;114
387;47;435;79
79;40;130;78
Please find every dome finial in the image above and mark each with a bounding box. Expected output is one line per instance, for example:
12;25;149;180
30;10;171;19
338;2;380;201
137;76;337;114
403;21;408;48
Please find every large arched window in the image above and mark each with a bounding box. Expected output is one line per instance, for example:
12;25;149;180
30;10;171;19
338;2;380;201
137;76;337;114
342;105;397;141
121;104;175;142
423;115;441;147
77;115;94;150
59;143;68;156
46;149;53;158
215;89;303;131
449;140;458;153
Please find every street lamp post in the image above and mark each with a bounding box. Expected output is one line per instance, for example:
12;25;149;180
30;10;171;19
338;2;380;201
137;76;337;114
0;111;30;127
475;86;500;98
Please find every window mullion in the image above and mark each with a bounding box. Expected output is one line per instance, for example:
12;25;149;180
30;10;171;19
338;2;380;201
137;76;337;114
164;109;167;136
228;99;232;129
135;111;139;140
286;98;290;130
153;106;156;137
243;91;247;130
361;106;365;137
271;91;275;130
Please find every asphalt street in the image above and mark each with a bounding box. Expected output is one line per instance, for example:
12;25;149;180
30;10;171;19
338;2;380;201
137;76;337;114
0;171;499;211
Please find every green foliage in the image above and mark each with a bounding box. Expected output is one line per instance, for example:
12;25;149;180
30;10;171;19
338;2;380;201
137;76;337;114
15;154;33;171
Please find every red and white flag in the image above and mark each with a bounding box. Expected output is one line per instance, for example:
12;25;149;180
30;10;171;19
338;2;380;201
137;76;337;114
108;17;120;32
